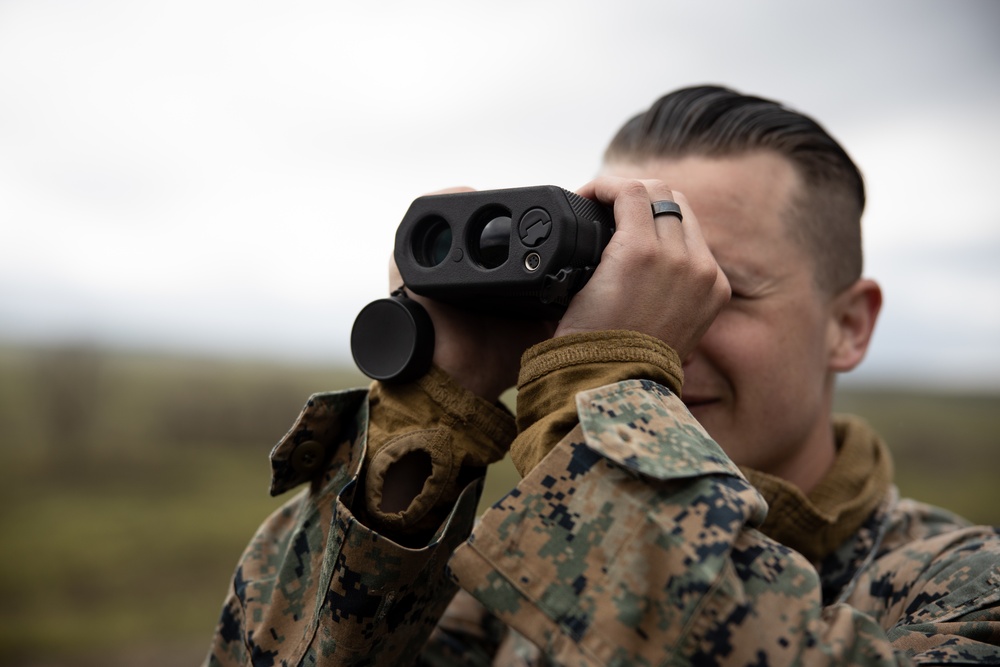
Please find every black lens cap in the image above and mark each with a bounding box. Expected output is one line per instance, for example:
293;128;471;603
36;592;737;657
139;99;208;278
350;295;435;383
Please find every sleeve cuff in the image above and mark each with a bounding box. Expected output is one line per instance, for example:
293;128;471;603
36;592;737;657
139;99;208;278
518;329;683;395
510;330;684;477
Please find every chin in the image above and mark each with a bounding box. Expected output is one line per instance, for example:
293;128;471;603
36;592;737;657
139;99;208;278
685;407;734;451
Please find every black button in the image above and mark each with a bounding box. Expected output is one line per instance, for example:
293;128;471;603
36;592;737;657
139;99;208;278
291;440;326;475
518;208;552;247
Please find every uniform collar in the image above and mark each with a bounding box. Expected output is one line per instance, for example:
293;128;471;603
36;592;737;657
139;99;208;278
740;415;893;564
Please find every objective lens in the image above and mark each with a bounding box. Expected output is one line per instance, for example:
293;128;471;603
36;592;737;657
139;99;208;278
426;225;452;266
413;216;452;267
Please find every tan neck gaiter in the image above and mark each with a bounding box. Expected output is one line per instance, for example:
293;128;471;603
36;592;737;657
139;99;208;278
741;415;893;564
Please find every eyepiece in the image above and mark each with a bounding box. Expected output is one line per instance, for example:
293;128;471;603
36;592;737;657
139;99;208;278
412;216;452;267
470;206;511;269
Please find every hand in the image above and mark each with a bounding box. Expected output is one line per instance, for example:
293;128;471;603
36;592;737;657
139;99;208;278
389;187;557;401
556;177;731;360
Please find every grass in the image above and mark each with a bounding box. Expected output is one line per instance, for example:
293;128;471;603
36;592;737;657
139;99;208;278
832;386;1000;526
0;344;997;665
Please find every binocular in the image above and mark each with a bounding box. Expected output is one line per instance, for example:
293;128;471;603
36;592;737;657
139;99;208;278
352;186;615;382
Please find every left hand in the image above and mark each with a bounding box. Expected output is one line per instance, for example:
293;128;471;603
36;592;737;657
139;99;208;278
390;187;557;402
556;177;730;360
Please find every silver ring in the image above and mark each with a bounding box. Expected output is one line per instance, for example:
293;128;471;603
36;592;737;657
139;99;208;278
651;200;683;222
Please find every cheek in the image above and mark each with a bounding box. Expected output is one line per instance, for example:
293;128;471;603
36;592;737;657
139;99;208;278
702;304;828;409
758;308;832;404
700;310;782;384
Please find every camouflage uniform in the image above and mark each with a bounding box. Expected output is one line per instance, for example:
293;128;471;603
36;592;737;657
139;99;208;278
206;332;1000;666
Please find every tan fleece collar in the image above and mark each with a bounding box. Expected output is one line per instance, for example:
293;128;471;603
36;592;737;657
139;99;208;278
740;415;893;564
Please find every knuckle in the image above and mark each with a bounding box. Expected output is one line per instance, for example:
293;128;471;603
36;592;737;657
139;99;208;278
716;277;733;302
636;241;663;262
619;244;660;271
619;179;649;200
692;256;720;286
642;179;674;199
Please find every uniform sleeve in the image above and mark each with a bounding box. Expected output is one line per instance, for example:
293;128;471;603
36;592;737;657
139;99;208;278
449;380;1000;666
849;523;1000;663
420;588;513;666
204;375;514;667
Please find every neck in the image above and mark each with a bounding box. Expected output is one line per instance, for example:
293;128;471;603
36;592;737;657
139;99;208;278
777;411;838;495
741;415;894;563
774;378;838;494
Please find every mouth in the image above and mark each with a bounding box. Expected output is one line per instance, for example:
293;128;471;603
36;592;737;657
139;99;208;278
681;396;720;410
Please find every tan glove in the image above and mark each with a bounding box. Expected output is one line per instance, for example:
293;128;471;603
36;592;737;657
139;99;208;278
362;365;516;539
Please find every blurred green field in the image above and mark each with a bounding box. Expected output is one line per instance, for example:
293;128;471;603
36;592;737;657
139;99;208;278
0;344;997;666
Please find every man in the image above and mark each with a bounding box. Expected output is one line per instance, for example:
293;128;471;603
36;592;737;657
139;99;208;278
206;86;1000;666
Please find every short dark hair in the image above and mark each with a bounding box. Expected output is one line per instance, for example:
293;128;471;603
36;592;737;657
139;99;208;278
604;85;865;293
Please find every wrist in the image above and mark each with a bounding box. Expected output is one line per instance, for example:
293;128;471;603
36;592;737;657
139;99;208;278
510;330;684;477
519;329;684;396
431;352;513;402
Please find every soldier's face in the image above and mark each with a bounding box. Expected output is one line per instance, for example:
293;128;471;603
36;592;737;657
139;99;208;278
604;152;839;482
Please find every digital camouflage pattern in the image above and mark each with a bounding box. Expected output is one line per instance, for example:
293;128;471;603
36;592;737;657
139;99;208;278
206;380;1000;666
206;388;482;666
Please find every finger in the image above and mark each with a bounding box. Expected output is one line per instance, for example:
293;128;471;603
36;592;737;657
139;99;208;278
667;190;709;250
578;176;689;239
577;177;667;242
638;179;687;242
716;262;732;302
425;185;476;196
577;177;663;228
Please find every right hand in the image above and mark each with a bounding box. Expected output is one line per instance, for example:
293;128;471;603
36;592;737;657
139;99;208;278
556;177;731;360
389;188;557;402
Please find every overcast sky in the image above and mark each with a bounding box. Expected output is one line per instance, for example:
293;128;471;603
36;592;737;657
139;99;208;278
1;0;998;388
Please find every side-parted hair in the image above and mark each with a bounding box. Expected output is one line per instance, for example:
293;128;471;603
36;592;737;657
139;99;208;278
604;85;865;293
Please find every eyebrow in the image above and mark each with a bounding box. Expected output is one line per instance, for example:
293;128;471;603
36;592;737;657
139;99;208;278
718;260;775;297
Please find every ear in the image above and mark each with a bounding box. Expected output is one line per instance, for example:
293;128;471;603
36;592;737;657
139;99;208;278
827;278;882;372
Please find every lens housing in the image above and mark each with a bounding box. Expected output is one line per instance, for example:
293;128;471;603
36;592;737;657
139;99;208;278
412;216;452;267
469;205;511;269
393;185;615;318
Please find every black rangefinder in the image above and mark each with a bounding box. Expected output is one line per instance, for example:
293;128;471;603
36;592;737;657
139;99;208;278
395;186;615;319
351;186;616;383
